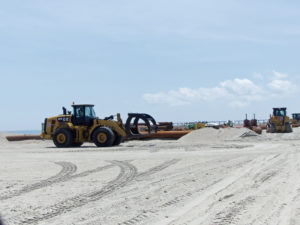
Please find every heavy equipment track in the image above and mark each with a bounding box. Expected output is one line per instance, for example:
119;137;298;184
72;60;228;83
69;164;115;180
94;157;252;225
79;159;182;225
118;159;250;225
150;154;281;225
8;159;182;225
0;162;117;201
136;159;181;180
155;153;294;225
17;161;137;225
0;162;77;201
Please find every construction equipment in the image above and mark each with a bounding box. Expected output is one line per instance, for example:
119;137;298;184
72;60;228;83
40;104;157;148
244;114;258;128
225;120;234;127
243;114;262;134
188;122;206;130
157;122;174;131
291;113;300;127
267;108;292;133
243;114;251;128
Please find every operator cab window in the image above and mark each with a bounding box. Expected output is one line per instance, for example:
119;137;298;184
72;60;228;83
279;110;286;117
74;106;85;118
85;106;96;119
274;109;286;117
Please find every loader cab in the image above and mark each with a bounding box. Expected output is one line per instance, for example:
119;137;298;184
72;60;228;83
273;108;287;117
292;113;300;121
72;104;96;126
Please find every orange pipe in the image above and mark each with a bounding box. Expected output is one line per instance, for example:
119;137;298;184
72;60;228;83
138;130;191;140
6;135;42;141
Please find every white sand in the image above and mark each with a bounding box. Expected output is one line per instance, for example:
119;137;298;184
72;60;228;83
1;128;300;225
179;127;258;143
0;133;11;144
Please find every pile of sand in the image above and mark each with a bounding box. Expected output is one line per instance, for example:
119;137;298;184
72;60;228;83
179;127;258;143
0;132;12;144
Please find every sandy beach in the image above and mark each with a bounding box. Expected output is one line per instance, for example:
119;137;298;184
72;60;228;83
1;128;300;225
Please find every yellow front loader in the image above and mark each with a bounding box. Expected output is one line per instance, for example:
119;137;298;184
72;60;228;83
267;108;292;133
291;113;300;127
41;104;157;147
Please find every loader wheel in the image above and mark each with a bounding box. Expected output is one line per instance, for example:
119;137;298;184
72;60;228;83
285;123;293;133
92;127;115;147
270;124;276;133
267;123;275;133
113;134;123;146
53;128;74;148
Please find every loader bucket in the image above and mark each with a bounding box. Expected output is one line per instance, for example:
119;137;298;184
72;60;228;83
125;113;157;138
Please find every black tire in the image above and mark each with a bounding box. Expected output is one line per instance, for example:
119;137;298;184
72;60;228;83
73;142;83;147
113;133;123;146
92;127;115;147
285;123;293;133
267;123;275;133
53;128;74;148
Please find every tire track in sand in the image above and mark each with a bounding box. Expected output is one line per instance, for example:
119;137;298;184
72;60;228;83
211;154;288;225
153;154;285;225
17;160;137;225
0;162;77;201
183;153;287;225
118;158;250;225
180;153;288;225
0;162;118;201
79;159;182;225
135;159;181;181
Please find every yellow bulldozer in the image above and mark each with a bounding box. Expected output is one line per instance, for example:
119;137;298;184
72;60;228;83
291;113;300;127
267;107;292;133
41;104;157;147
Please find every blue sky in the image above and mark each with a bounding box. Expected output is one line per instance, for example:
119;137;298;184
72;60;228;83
1;0;300;130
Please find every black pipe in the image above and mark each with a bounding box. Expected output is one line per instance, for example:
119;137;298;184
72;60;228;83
125;113;157;138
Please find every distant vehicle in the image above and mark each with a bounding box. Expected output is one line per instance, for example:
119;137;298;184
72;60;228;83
291;113;300;127
205;122;220;129
267;108;292;133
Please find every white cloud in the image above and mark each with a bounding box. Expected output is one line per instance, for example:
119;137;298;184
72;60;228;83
267;70;298;94
143;71;298;108
143;87;229;106
220;78;263;96
268;79;294;90
273;70;288;79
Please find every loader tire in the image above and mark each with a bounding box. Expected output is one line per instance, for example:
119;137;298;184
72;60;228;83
53;128;74;148
285;123;293;133
267;123;275;133
92;127;115;147
113;134;123;146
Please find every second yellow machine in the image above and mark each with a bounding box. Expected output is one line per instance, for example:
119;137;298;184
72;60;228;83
41;104;157;147
267;107;292;133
